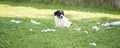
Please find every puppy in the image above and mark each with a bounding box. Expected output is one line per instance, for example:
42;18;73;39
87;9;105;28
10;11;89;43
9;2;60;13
54;10;72;27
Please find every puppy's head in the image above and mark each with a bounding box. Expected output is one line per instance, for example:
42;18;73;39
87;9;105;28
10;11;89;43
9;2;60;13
54;10;64;19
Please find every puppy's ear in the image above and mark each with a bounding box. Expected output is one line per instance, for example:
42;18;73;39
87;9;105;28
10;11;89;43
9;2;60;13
54;11;58;16
62;11;64;16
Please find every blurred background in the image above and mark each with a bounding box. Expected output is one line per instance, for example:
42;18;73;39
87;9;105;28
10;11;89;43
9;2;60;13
0;0;120;9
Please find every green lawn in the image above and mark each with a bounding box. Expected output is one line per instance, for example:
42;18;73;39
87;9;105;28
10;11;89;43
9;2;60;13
0;1;120;48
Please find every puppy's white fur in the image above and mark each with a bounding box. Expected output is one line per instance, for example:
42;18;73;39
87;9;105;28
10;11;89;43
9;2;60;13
54;16;72;27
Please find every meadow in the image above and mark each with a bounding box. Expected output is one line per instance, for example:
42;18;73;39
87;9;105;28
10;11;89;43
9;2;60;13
0;1;120;48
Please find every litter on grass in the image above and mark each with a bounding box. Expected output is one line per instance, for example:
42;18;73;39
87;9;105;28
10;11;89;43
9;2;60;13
31;20;40;24
74;28;81;31
84;30;88;34
89;42;97;46
97;22;101;24
102;22;110;26
92;26;100;32
29;28;33;31
10;20;22;24
102;21;120;26
41;29;56;32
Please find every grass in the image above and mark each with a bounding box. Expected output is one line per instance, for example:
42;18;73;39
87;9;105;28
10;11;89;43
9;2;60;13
0;1;120;48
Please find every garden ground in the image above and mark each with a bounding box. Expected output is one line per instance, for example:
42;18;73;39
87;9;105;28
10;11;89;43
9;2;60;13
0;1;120;48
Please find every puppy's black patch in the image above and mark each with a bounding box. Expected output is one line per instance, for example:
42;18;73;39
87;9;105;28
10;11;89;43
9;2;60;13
54;10;64;19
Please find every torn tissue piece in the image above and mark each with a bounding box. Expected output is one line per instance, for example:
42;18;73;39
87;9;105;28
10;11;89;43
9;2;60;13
74;28;81;31
29;28;33;31
110;21;120;26
10;20;22;24
31;20;40;24
97;22;101;24
102;21;120;26
89;42;97;46
102;22;110;26
84;30;88;34
41;29;56;32
92;26;100;31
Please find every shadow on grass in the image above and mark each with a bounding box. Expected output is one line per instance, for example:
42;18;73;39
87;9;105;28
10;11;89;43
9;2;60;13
0;1;120;15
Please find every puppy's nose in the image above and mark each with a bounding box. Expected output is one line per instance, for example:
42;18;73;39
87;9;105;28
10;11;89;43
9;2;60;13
60;16;63;19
